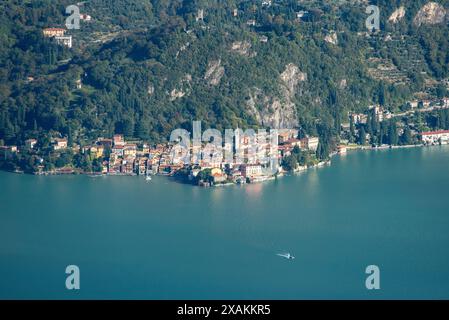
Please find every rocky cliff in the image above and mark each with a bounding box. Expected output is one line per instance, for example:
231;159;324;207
413;2;447;26
246;64;306;129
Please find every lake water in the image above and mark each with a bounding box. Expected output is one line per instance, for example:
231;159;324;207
1;146;449;299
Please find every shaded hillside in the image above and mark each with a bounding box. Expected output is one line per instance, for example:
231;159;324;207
0;0;448;146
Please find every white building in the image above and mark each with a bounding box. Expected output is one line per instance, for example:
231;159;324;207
442;97;449;108
262;1;272;7
351;113;368;124
80;14;92;21
53;138;68;150
300;136;319;151
241;164;262;177
260;35;268;43
25;139;37;150
409;101;419;109
296;11;309;20
196;9;204;22
55;36;72;48
370;105;384;122
421;130;449;145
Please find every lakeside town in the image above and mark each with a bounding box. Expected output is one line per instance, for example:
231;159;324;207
0;127;320;186
1;3;447;187
1;4;449;186
1;96;449;187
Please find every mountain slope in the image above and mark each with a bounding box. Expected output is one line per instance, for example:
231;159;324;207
0;0;448;147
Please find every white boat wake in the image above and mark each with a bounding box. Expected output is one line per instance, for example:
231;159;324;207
277;252;295;260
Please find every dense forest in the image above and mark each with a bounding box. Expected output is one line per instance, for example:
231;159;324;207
0;0;448;155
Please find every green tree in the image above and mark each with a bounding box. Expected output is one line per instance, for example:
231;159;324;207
282;155;297;171
401;126;413;145
388;121;398;146
358;126;366;145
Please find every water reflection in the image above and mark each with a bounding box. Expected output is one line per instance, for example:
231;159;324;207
244;182;264;200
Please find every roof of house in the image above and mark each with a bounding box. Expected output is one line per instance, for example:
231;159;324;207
43;28;66;32
422;130;449;136
241;164;262;167
284;138;301;144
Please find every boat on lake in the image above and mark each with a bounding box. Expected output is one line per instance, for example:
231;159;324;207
277;252;295;260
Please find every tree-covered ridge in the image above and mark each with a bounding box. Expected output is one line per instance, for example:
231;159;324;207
0;0;448;151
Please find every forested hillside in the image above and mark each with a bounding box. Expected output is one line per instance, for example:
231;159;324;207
1;0;448;148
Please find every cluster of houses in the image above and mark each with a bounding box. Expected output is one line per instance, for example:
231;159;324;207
277;131;319;157
85;130;321;184
42;28;73;48
100;135;177;176
77;135;164;175
200;1;311;30
188;164;266;186
349;98;449;125
2;122;448;179
1;137;66;168
341;98;449;148
0;129;321;183
3;93;449;179
350;105;391;124
2;136;67;155
184;129;319;185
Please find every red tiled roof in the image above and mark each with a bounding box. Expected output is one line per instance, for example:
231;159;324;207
282;138;301;145
43;28;66;32
422;130;449;136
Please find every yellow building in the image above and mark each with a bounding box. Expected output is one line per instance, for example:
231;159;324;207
124;144;137;158
211;168;223;176
90;146;104;159
43;28;66;37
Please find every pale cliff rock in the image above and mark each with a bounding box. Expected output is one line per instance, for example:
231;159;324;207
169;89;185;100
324;31;338;45
413;2;447;26
388;6;406;24
230;41;256;57
169;74;192;101
279;63;307;96
246;64;306;129
204;60;225;86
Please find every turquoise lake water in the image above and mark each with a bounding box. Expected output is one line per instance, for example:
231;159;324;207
1;146;449;299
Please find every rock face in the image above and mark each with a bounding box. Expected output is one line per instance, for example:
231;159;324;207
204;60;225;86
324;31;338;45
279;63;307;95
169;74;191;101
246;63;306;129
169;88;185;100
413;2;447;26
230;41;256;57
388;6;406;23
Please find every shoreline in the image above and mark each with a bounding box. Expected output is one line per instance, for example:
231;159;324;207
346;143;424;151
1;143;446;183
